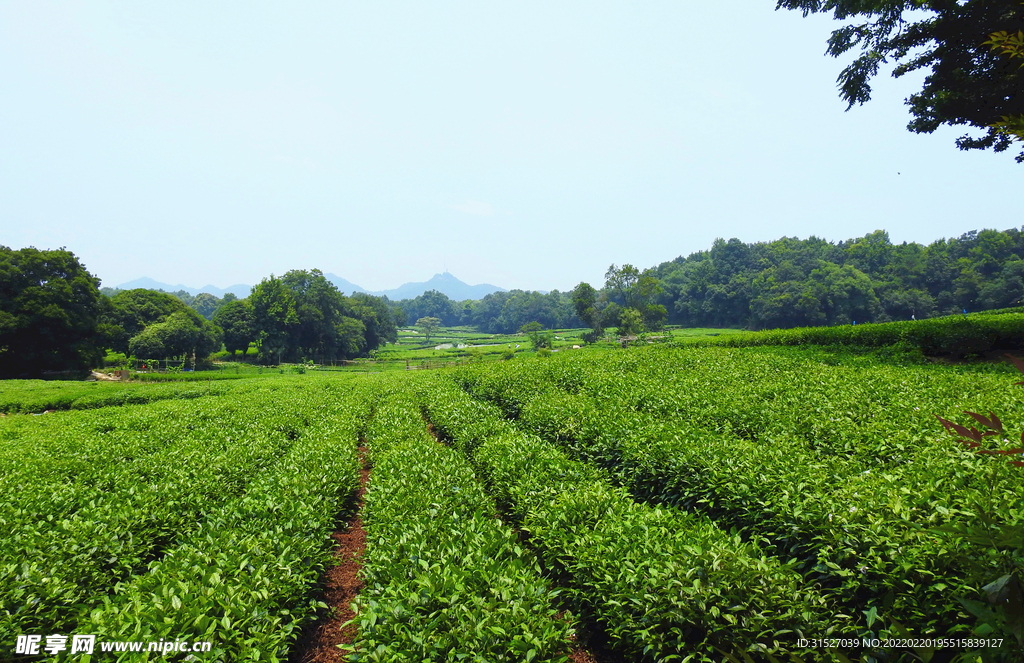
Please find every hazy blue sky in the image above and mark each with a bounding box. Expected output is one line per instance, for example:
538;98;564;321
1;2;1019;293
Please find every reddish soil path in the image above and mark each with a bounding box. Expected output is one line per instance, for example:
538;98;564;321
567;626;624;663
289;448;369;663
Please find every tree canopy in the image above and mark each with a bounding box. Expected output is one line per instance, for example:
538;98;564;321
8;229;1023;376
104;289;191;353
248;269;396;363
651;227;1024;329
351;292;399;351
415;316;441;344
777;0;1024;161
127;309;221;361
212;299;255;356
571;282;604;340
0;247;106;377
573;264;667;337
190;293;221;320
519;321;554;349
387;288;583;335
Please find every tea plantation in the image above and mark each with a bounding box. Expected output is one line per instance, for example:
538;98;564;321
1;344;1022;662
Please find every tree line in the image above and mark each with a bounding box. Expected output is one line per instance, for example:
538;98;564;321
646;228;1024;330
5;226;1024;376
0;249;398;377
109;268;398;366
390;288;584;334
100;287;240;321
396;227;1024;342
104;279;591;339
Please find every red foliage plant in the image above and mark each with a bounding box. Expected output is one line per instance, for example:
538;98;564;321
936;354;1024;468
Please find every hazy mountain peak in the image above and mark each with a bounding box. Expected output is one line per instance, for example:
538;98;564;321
115;272;505;301
376;272;505;301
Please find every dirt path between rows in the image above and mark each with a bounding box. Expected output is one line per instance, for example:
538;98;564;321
289;447;369;663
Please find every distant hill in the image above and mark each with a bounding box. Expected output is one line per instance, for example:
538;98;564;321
324;273;370;295
114;277;252;299
115;271;505;301
375;272;505;301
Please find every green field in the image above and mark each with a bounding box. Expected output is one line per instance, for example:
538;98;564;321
2;332;1022;661
280;325;750;372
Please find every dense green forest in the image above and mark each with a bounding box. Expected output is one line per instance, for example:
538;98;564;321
384;226;1024;336
647;228;1024;329
391;288;584;333
1;252;398;377
4;226;1024;376
103;269;399;367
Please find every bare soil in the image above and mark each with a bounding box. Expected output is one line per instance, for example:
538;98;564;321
289;448;369;663
566;624;624;663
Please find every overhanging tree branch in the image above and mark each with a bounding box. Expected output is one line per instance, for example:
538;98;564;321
777;0;1024;162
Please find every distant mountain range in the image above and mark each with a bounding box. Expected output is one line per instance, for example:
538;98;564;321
113;277;253;299
113;272;507;301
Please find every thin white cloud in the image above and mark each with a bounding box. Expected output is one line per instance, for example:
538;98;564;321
451;200;495;216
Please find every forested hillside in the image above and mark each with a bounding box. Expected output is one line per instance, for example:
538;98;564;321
399;227;1024;338
649;228;1024;329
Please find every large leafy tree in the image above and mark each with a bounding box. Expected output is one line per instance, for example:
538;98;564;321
415;316;441;344
978;259;1024;308
128;310;221;361
402;289;459;326
604;264;642;308
351;292;399;349
249;275;300;363
604;264;665;333
0;247;106;377
811;262;883;324
571;282;605;339
280;269;347;361
250;269;395;363
605;264;663;310
190;292;221;320
212;299;255;356
470;292;509;331
984;8;1024;141
495;291;559;332
337;316;367;357
777;0;1024;161
105;289;190;353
